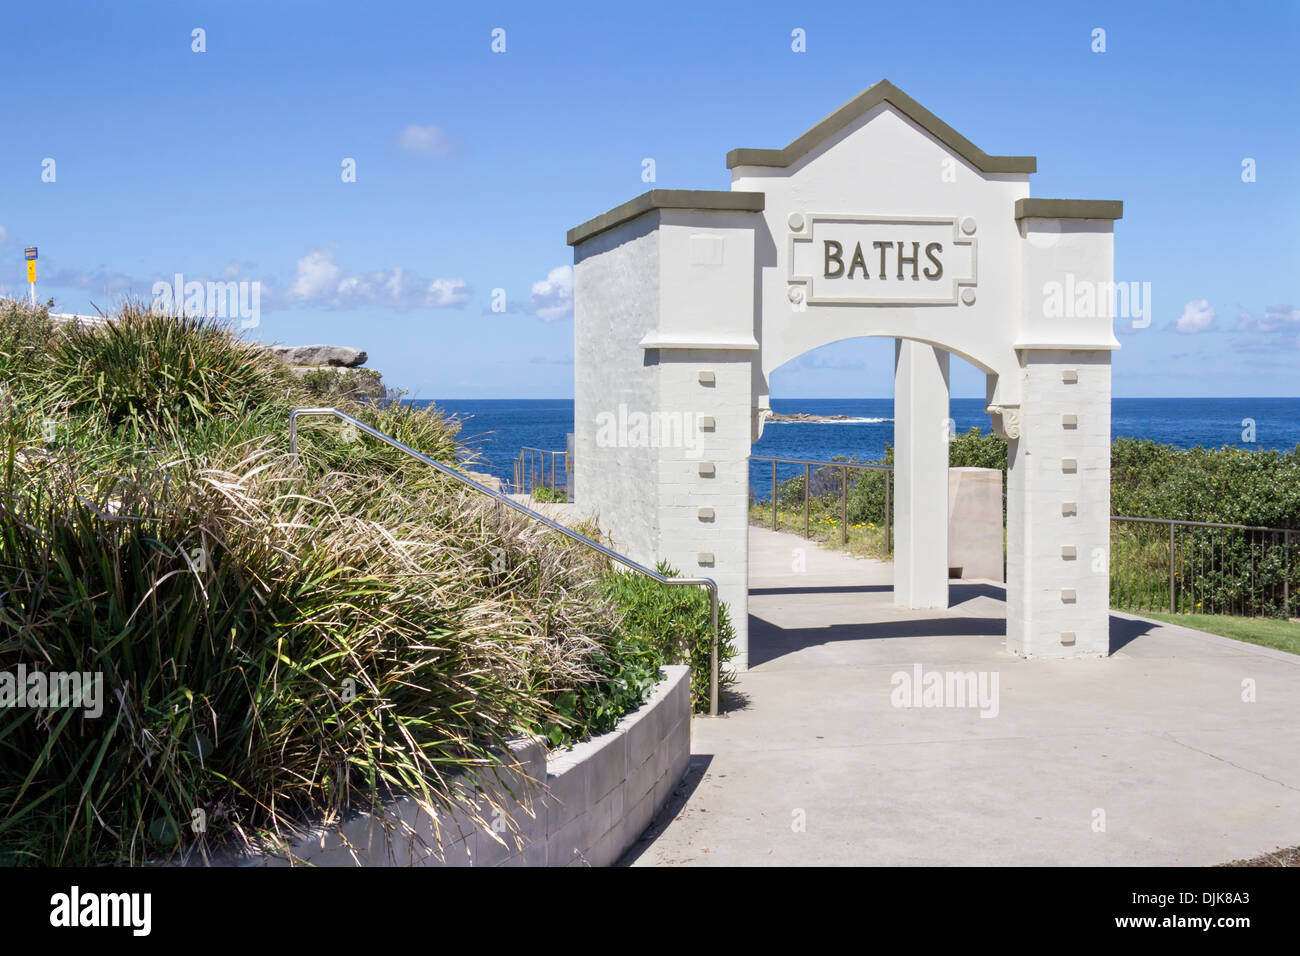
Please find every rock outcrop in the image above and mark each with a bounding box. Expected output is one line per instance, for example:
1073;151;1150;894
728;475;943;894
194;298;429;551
270;344;385;401
270;345;368;368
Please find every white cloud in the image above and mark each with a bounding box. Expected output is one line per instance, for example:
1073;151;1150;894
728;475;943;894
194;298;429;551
531;265;573;322
289;249;342;301
1174;299;1215;334
1238;303;1300;333
426;278;470;307
0;225;9;244
288;248;469;310
395;124;456;158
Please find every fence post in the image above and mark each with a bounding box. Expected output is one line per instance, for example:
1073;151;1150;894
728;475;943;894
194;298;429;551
1285;530;1292;613
771;459;778;531
1169;521;1176;614
804;463;810;538
841;466;848;545
884;469;891;553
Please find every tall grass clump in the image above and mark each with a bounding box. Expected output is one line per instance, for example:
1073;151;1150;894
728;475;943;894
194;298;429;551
0;299;729;865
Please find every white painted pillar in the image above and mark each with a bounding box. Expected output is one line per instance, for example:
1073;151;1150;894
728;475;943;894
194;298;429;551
1005;349;1112;656
652;350;752;672
892;339;951;609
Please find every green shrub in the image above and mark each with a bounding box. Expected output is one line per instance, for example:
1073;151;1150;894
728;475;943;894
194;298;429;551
297;367;385;404
948;427;1007;471
599;562;738;713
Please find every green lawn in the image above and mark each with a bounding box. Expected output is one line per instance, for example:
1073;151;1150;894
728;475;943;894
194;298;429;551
1135;611;1300;655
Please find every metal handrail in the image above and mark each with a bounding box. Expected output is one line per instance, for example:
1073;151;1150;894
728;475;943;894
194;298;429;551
752;455;893;471
289;408;722;715
751;455;893;548
1111;515;1295;534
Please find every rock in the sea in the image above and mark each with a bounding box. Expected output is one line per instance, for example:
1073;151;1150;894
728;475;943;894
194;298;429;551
271;344;368;368
767;412;856;423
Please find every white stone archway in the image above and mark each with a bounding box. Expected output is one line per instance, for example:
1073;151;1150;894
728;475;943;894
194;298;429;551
568;80;1122;670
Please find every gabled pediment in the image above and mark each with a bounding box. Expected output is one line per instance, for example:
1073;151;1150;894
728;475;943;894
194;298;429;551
726;79;1036;174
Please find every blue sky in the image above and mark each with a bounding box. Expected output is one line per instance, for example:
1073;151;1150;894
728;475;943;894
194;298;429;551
2;0;1296;400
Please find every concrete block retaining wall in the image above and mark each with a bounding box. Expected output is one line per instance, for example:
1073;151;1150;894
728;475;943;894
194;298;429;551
245;665;691;867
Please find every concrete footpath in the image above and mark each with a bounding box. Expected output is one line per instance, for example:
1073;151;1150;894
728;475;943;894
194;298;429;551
622;527;1300;866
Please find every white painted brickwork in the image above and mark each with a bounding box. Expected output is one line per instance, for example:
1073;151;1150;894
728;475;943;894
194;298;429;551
1007;350;1112;656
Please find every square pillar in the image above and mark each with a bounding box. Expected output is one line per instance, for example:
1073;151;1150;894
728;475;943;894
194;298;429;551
893;339;950;609
653;350;753;671
1005;349;1111;656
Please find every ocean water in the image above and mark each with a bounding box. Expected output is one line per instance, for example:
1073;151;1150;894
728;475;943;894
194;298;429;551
418;397;1300;495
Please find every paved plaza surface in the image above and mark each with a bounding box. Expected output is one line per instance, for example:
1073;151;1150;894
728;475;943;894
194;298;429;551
623;527;1300;866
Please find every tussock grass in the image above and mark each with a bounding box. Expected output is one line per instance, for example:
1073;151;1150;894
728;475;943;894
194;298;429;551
0;299;737;866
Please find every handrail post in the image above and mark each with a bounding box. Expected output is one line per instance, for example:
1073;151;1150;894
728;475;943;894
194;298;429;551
1169;521;1176;614
771;459;777;531
884;468;891;552
708;585;719;717
1285;529;1292;614
803;463;810;539
840;465;848;545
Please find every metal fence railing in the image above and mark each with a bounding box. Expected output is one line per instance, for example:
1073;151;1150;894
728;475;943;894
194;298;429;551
751;457;1298;621
513;447;568;496
1110;516;1297;619
750;456;893;550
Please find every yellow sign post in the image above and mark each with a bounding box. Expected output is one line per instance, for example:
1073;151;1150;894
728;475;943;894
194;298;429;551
24;246;37;305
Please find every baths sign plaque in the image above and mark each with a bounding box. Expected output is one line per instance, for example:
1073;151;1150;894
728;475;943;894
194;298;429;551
787;214;978;307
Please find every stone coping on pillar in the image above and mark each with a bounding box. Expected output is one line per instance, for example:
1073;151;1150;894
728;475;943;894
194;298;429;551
567;189;765;247
1015;198;1124;221
638;333;761;351
726;78;1037;174
1014;340;1121;351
